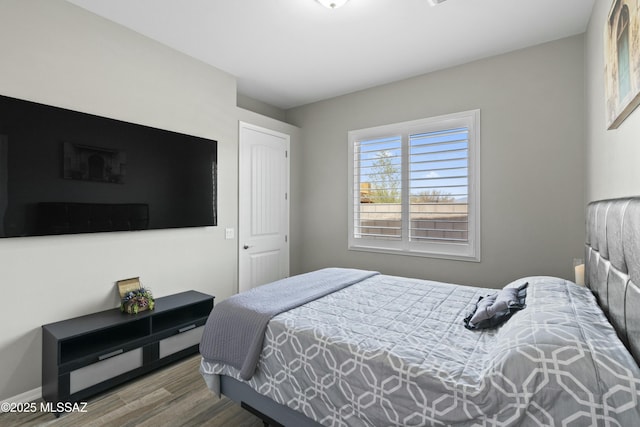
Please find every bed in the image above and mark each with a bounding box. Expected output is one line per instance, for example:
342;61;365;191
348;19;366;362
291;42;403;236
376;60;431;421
200;197;640;426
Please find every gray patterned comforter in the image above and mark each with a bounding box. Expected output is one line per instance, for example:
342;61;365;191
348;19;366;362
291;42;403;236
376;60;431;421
199;268;379;380
201;273;640;426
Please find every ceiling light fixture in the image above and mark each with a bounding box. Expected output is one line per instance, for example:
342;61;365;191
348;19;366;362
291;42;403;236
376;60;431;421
316;0;349;9
427;0;448;5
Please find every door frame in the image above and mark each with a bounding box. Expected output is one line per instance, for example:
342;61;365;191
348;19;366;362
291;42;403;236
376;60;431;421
238;121;290;292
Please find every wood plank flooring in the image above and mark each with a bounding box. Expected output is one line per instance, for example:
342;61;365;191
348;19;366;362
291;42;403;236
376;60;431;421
0;355;263;427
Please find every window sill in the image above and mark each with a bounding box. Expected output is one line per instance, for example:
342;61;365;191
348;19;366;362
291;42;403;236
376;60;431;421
348;243;481;262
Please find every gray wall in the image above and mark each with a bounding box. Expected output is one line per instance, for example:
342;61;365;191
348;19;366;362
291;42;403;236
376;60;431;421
237;94;288;123
286;35;586;287
586;1;640;200
0;0;241;401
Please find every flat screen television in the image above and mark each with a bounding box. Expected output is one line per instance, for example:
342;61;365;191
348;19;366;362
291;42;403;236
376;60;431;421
0;94;217;238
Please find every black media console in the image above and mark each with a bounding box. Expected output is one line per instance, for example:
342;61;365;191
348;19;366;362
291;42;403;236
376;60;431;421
42;290;214;408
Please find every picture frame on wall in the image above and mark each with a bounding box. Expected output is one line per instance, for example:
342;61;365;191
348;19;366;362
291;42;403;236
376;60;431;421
604;0;640;129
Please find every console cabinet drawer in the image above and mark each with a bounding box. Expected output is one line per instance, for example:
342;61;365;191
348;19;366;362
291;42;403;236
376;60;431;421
159;325;204;359
70;348;143;394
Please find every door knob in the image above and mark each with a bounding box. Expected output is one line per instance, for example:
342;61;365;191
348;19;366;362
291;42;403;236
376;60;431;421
243;244;251;250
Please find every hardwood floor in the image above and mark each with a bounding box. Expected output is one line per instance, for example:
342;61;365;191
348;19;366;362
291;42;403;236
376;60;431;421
0;355;263;427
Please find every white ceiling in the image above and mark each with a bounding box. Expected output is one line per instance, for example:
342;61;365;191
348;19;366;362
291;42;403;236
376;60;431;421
66;0;595;110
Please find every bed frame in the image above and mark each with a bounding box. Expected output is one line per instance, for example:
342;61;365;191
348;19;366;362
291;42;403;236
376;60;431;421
220;375;323;427
585;197;640;367
221;196;640;426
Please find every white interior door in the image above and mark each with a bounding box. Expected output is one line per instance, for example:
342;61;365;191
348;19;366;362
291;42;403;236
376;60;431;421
238;122;290;292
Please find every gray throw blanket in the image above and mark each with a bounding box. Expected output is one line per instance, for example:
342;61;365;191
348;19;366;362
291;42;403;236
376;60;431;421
199;268;379;380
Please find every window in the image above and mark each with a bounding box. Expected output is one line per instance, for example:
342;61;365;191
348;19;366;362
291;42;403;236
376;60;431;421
348;110;480;261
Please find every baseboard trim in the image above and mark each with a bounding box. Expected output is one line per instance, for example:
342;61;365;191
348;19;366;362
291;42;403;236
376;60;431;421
3;387;42;404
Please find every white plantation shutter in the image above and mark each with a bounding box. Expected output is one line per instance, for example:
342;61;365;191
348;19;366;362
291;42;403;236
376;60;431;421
353;136;402;241
409;128;469;243
348;110;480;261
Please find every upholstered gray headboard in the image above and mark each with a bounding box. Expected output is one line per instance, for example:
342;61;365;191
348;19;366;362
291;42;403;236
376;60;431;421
585;198;640;366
